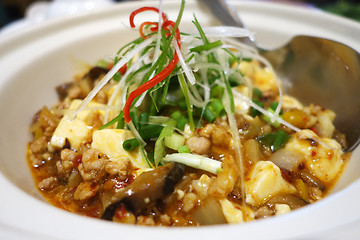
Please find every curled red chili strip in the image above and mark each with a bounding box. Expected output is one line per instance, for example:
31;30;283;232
162;20;177;37
123;20;181;123
139;21;158;39
129;7;168;28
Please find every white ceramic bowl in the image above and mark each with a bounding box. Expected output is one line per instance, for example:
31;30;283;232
0;1;359;239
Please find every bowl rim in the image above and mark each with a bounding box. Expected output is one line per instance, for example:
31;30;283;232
0;1;359;239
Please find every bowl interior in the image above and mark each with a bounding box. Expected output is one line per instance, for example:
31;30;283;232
0;1;359;239
0;27;128;198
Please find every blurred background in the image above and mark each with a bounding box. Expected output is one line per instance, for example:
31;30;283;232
0;0;359;35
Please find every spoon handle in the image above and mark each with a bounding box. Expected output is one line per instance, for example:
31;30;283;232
199;0;245;28
198;0;257;47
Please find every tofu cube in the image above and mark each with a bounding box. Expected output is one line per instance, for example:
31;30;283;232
245;161;296;206
50;99;105;150
91;129;148;169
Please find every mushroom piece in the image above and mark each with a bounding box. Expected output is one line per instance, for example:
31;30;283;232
299;171;325;191
84;66;108;81
101;162;185;220
55;66;108;100
267;194;309;210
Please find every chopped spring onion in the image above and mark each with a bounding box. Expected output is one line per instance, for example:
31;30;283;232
177;145;191;153
210;85;224;98
170;110;182;120
250;99;265;117
162;153;222;175
256;130;290;152
228;73;241;87
170;111;188;130
252;87;262;100
123;138;140;151
203;107;217;123
208;99;225;116
154;119;176;166
139;112;149;126
139;124;164;140
269;102;281;112
262;108;281;128
177;117;189;131
164;132;185;150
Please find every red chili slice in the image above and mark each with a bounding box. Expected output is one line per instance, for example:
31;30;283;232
129;7;168;28
139;21;159;39
123;20;181;123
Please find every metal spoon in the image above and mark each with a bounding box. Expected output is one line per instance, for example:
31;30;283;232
200;0;360;152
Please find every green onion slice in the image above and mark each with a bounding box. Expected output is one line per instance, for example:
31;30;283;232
123;138;140;151
162;153;222;175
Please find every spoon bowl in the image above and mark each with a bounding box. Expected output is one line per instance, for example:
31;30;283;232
201;0;360;151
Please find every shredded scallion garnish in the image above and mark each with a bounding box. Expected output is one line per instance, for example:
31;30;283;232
162;153;222;175
73;1;321;213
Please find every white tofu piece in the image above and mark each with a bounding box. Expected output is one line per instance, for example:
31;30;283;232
50;100;105;150
91;129;148;170
50;117;90;150
275;204;291;216
280;95;304;110
219;199;244;224
254;67;277;93
245;161;296;206
219;199;255;223
285;129;343;183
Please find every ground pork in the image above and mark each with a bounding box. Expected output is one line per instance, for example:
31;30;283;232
78;148;109;181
